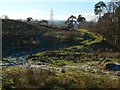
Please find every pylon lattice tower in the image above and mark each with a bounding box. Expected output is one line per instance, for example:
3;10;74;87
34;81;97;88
50;9;53;22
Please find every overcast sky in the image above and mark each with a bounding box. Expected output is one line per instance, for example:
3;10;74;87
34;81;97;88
0;0;111;21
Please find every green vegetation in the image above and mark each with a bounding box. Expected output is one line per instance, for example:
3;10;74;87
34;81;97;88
1;63;120;89
2;12;120;89
79;29;103;45
2;29;119;89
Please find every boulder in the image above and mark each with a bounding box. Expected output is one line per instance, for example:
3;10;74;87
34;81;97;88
104;63;120;71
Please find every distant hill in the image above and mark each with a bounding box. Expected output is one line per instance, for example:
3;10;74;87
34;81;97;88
52;20;66;26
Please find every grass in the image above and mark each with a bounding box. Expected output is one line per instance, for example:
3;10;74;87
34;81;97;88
1;65;120;89
78;29;103;45
2;29;120;89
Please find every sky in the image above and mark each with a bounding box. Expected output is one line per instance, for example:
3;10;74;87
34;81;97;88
0;0;111;21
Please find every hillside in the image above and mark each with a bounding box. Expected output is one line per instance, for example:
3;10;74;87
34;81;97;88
1;0;120;89
2;19;65;56
2;19;120;57
27;29;120;64
1;19;120;89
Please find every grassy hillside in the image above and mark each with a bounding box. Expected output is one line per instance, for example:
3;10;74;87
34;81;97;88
2;19;65;56
3;19;119;57
1;19;120;89
26;29;120;66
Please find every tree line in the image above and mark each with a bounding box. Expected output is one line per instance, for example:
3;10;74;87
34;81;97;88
94;1;120;48
64;0;120;49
